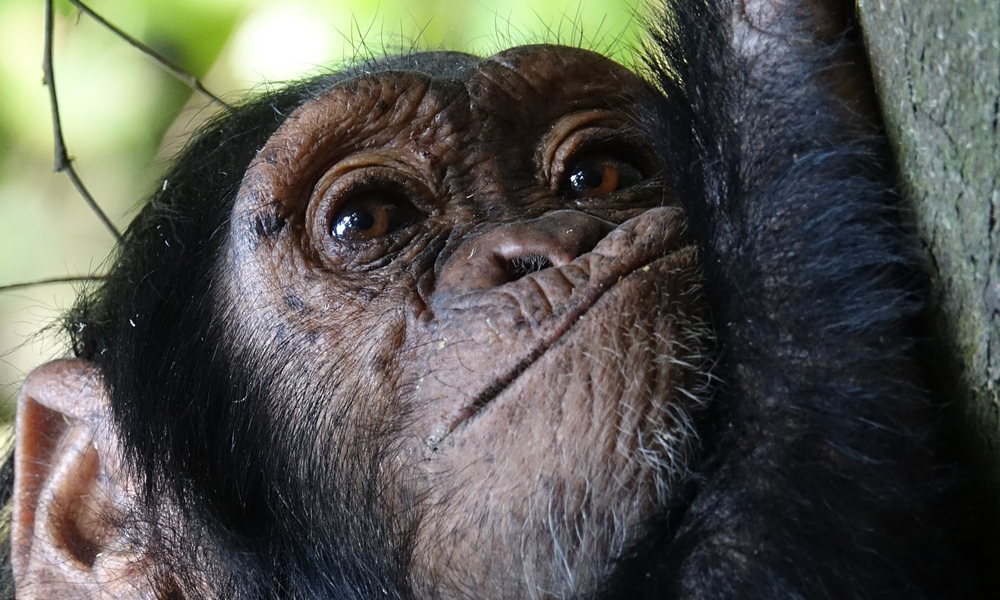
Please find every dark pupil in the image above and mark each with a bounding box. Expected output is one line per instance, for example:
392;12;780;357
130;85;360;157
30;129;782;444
334;209;375;238
569;166;603;191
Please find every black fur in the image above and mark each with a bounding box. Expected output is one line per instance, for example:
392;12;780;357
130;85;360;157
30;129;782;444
66;67;425;600
1;1;981;598
601;1;971;598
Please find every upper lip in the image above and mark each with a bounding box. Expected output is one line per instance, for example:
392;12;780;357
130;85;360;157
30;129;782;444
435;206;688;445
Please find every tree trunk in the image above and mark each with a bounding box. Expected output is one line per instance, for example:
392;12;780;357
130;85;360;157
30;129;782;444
857;0;1000;487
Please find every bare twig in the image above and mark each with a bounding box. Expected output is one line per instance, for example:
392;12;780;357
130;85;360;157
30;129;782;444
44;0;123;243
65;0;232;110
0;275;104;294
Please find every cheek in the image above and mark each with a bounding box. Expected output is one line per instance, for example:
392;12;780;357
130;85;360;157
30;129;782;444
295;318;410;427
227;287;413;464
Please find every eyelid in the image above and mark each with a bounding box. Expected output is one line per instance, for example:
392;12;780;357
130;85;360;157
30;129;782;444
307;151;436;219
541;110;627;185
310;154;424;206
305;154;435;266
541;110;651;192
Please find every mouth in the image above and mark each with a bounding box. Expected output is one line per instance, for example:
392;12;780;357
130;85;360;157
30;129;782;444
430;206;691;449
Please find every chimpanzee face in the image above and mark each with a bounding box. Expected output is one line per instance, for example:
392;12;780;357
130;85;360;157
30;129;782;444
223;45;709;594
13;0;983;597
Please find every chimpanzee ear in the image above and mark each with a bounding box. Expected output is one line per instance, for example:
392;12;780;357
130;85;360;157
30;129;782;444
12;359;159;599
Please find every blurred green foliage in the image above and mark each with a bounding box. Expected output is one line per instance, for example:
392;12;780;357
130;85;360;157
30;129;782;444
0;0;642;423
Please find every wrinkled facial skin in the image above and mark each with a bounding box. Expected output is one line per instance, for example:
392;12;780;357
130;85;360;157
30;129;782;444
226;46;709;598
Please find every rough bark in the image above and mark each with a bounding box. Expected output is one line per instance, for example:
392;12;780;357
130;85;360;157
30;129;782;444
857;0;1000;487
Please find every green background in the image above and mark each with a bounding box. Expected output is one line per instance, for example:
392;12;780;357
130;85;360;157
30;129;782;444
0;0;643;426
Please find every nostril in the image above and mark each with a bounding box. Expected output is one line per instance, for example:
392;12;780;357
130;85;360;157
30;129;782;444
505;254;555;281
434;210;616;298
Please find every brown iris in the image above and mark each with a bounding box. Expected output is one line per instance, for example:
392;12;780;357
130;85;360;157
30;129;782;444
330;193;416;242
566;155;642;198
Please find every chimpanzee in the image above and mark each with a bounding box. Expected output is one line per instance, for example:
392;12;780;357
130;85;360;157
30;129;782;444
2;0;985;598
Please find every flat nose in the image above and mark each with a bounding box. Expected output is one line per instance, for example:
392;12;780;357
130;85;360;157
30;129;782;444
436;210;615;296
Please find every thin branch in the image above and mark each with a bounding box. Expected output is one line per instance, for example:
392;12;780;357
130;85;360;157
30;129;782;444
65;0;232;110
44;0;123;243
0;275;104;294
